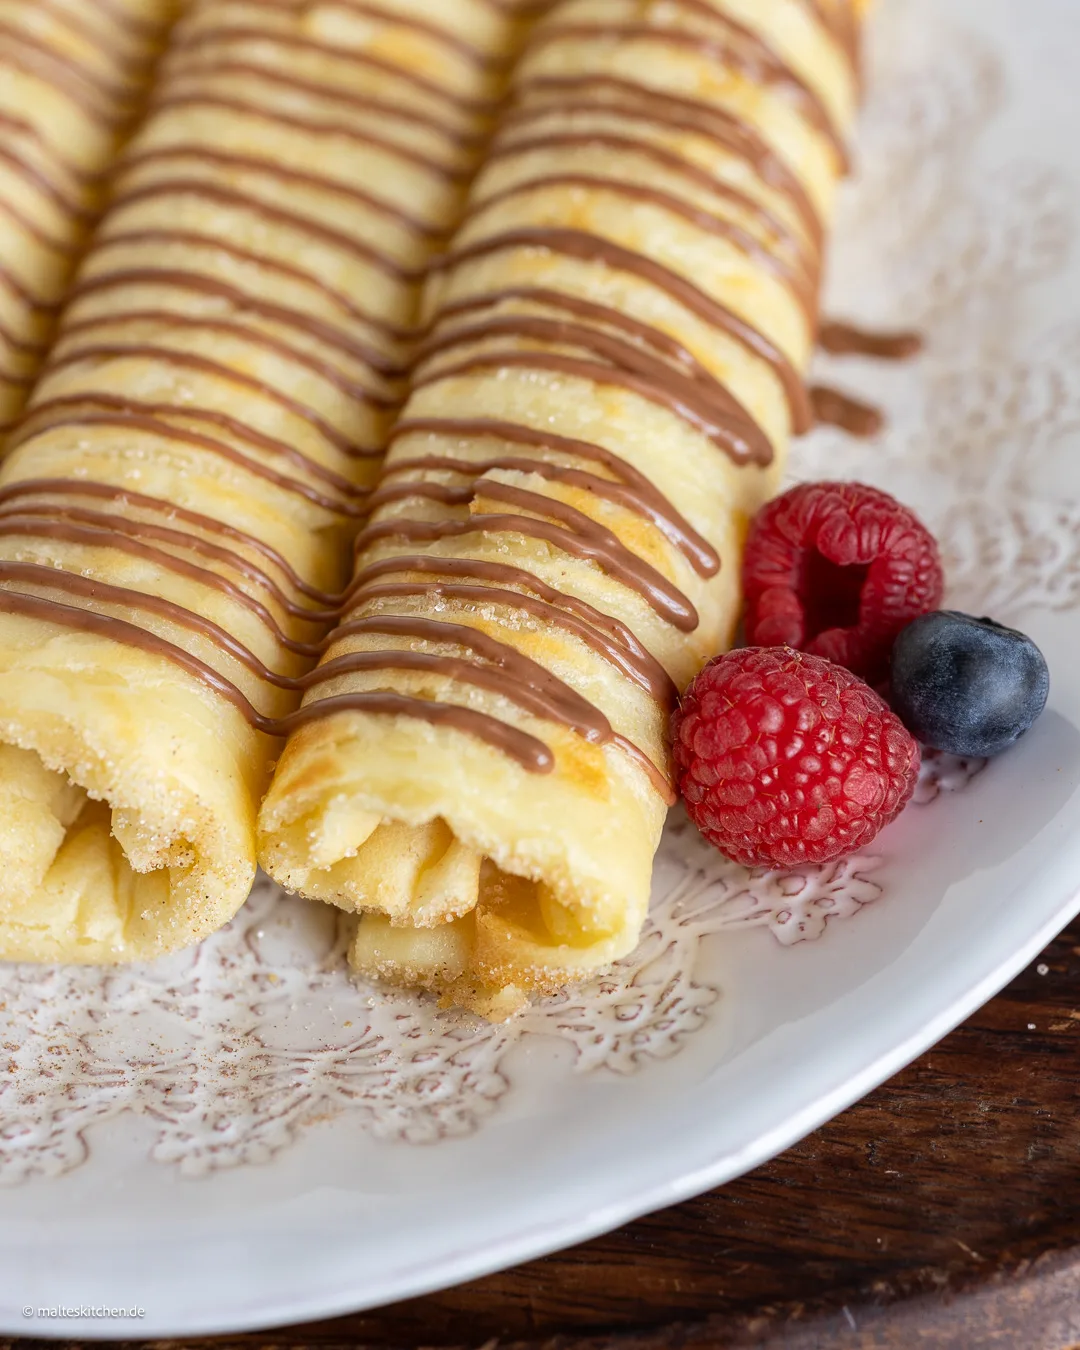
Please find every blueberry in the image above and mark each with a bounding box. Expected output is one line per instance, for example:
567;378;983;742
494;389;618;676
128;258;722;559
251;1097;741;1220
890;611;1049;758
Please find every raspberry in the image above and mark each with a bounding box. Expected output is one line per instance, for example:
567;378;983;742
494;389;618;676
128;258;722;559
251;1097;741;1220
742;481;943;683
672;647;920;868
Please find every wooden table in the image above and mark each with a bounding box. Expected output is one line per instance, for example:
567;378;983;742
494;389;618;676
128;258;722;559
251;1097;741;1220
14;915;1080;1349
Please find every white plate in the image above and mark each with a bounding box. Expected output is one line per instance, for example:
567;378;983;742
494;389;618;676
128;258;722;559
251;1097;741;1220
4;0;1080;1337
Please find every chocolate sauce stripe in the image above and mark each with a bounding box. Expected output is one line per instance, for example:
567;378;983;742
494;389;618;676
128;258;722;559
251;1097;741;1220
318;614;598;706
610;734;677;802
156;57;486;151
810;383;882;437
145;92;470;184
491;102;820;268
0;316;46;358
0;52;124;129
30;0;153;70
0;517;325;655
0;108;111;197
484;128;792;236
355;511;698;632
479;0;553;14
105;179;422;281
411;347;770;466
88;230;417;344
818;319;923;359
431;227;812;432
526;19;846;164
0;581;562;768
307;650;605;741
666;0;849;149
474;477;689;580
343;557;675;701
281;693;554;770
55;309;400;410
805;0;859;66
418;300;734;391
414;311;773;461
0;587;294;731
0;570;623;733
0;262;55;313
7;407;366;515
427;288;759;407
0;479;343;604
237;0;501;72
374;454;717;576
0;193;80;255
299;647;674;798
340;577;672;705
6;11;150;93
382;413;719;575
65;267;409;377
116;144;441;240
169;26;499;118
464;171;815;310
0;365;34;389
37;344;381;459
0;109;102;185
0;501;337;623
0;20;136;111
0;142;94;220
512;74;824;246
0;561;301;688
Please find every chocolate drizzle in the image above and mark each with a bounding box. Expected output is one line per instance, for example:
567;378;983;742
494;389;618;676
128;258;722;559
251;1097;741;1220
117;143;444;239
88;230;417;343
0;578;559;772
354;502;700;633
0;479;343;603
168;24;500;118
0;0;177;436
105;177;424;280
0;20;132;125
509;74;826;248
431;227;813;433
278;0;867;789
241;0;503;72
7;401;369;514
464;170;816;313
412;338;771;465
144;93;471;183
810;317;924;435
0;0;865;805
810;384;883;437
66;266;409;377
526;13;848;167
342;555;677;700
818;320;923;359
0;0;559;778
155;58;486;151
384;414;719;576
37;343;382;458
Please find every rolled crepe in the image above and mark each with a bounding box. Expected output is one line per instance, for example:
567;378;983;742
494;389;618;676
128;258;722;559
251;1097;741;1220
258;0;870;1016
0;0;177;432
0;0;537;962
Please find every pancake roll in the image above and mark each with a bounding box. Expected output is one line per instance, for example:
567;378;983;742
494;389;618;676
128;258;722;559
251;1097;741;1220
0;0;537;961
257;0;870;1016
0;0;178;432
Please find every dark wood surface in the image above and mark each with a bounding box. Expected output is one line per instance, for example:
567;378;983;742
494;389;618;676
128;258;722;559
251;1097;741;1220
10;914;1080;1350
